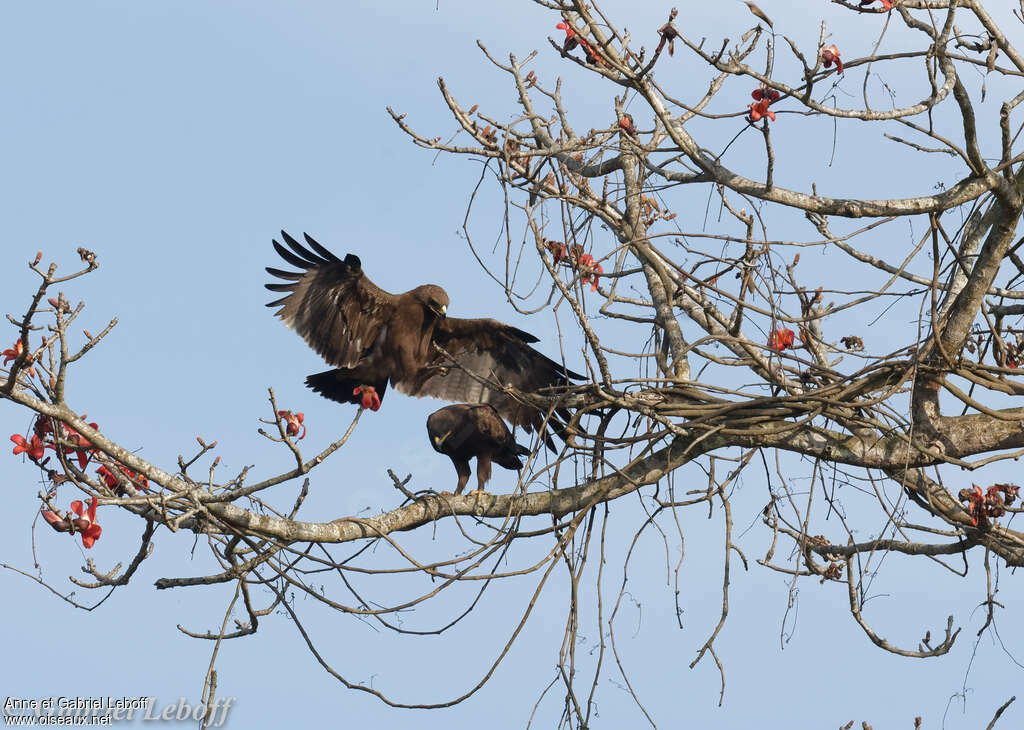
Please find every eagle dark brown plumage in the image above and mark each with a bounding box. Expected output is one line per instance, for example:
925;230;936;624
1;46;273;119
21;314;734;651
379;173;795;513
265;231;581;443
427;404;529;494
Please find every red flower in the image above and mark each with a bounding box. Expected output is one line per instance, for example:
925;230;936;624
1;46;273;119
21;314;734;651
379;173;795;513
1;339;24;366
821;44;844;74
11;433;46;462
618;114;636;136
278;410;306;439
749;98;776;123
859;0;892;10
353;385;381;412
578;254;604;292
768;328;796;351
1;339;35;378
96;465;118;489
748;85;780;123
960;485;986;526
69;498;102;548
97;464;148;493
60;418;99;470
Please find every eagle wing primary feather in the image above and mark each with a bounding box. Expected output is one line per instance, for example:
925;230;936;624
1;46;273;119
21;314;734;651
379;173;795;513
265;231;398;368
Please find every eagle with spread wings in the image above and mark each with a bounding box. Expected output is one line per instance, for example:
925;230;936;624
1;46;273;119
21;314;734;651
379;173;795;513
265;232;581;442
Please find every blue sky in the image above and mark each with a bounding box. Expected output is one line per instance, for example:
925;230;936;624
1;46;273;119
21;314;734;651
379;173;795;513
1;1;1022;728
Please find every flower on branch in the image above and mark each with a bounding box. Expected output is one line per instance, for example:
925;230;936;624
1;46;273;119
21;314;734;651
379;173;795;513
578;254;603;292
97;463;149;494
1;339;36;378
69;498;102;548
821;44;844;74
618;114;636;136
656;9;679;57
38;499;105;549
958;483;1019;527
749;99;775;123
56;416;99;470
859;0;893;10
353;385;381;412
768;328;796;351
278;410;306;439
11;434;47;462
749;85;780;123
556;21;605;66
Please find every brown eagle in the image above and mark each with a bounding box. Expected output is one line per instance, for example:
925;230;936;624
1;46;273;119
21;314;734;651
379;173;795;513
426;404;529;494
265;232;581;441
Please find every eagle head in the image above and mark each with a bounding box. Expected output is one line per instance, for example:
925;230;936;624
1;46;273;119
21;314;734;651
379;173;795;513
415;285;449;319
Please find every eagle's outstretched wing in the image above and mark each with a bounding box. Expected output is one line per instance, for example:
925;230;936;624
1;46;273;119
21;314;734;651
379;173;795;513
265;231;396;369
398;317;583;437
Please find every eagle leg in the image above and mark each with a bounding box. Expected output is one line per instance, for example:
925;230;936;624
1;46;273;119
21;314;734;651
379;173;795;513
452;458;471;495
475;454;493;493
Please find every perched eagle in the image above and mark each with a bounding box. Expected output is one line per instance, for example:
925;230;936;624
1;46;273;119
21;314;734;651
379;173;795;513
426;404;529;494
265;232;581;441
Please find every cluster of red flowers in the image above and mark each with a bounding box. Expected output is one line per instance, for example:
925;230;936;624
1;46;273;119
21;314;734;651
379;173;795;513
12;415;159;551
277;409;306;438
40;498;102;549
556;21;605;66
97;464;149;494
768;327;796;351
959;483;1019;527
353;385;381;411
749;84;781;123
737;0;893;121
12;415;101;471
543;240;604;292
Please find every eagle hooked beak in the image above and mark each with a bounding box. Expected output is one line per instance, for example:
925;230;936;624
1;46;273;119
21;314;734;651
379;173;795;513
433;429;453;447
432;303;447;317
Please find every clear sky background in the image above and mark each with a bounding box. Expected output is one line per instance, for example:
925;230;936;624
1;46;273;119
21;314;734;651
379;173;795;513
1;1;1021;728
